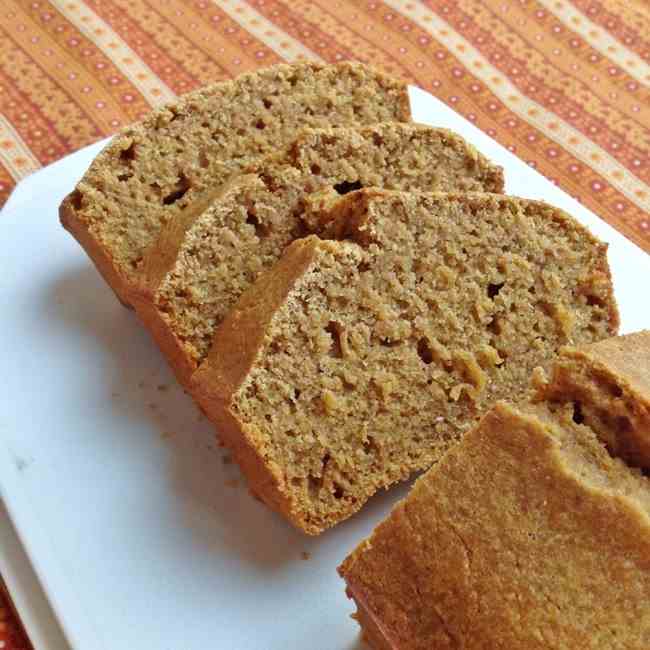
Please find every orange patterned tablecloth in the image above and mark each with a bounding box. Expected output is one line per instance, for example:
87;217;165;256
1;0;648;647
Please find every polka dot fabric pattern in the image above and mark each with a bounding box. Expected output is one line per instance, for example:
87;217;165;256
0;0;648;645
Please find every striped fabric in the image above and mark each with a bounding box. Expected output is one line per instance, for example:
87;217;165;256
0;0;648;646
0;1;648;252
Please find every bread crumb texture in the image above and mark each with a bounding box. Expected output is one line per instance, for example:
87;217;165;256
194;190;618;534
150;122;503;381
62;62;410;288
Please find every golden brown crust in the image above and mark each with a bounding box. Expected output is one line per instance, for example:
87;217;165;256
572;330;650;400
191;236;325;532
536;330;650;469
346;586;397;650
339;399;650;649
205;399;295;521
193;236;322;399
59;195;133;308
130;175;263;388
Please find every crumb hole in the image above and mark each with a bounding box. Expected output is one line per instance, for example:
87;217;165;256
117;172;132;182
372;133;383;146
255;119;266;130
417;338;433;365
119;142;136;164
325;322;343;358
357;261;371;273
246;210;270;238
310;163;321;175
162;173;191;206
586;294;606;307
487;282;504;299
538;300;554;317
572;401;584;424
362;436;379;455
70;189;83;210
263;98;272;109
333;179;363;195
333;483;344;499
487;317;502;336
290;219;309;240
260;173;278;192
308;474;322;492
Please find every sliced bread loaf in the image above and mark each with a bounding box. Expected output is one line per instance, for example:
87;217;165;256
191;189;619;534
133;122;504;387
533;330;650;469
59;62;411;306
338;393;650;649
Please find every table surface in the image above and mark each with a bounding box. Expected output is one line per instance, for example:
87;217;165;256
0;1;648;647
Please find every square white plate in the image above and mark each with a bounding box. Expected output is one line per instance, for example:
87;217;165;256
1;87;649;650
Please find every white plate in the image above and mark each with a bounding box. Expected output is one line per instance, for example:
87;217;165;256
1;87;649;650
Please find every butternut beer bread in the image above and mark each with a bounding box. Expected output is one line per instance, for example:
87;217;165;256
534;330;650;469
59;62;411;306
134;122;504;387
191;189;618;534
338;396;650;650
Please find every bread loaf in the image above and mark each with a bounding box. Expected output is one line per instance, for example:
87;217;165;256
339;332;650;649
60;62;411;306
134;122;503;387
191;189;618;534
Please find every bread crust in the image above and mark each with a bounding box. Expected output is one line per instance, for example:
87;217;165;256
129;175;263;388
191;237;325;531
535;330;650;468
59;193;133;308
339;398;650;649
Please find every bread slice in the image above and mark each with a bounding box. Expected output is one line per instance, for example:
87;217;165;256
533;330;650;469
338;396;650;649
133;122;504;387
190;189;619;534
59;62;411;306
